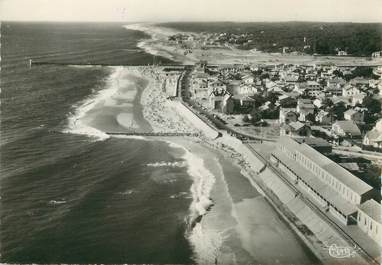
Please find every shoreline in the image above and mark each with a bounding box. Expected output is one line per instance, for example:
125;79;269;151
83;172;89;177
125;23;382;66
64;64;321;264
124;64;366;264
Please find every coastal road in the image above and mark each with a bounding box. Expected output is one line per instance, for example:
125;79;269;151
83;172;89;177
332;147;382;162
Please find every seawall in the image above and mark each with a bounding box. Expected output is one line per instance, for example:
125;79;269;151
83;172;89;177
216;133;266;173
169;100;220;139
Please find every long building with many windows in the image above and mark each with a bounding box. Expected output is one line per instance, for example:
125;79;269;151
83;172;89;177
357;199;381;245
270;137;377;234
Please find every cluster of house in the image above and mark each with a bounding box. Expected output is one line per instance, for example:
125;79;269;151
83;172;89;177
190;63;256;113
279;98;368;139
190;63;381;144
168;31;255;49
275;65;381;147
271;136;381;246
371;51;382;58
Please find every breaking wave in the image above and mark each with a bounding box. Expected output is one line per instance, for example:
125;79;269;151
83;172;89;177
63;67;123;140
146;161;186;168
166;141;223;264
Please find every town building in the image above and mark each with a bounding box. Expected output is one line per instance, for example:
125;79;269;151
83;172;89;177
327;77;346;88
297;99;315;122
210;79;227;91
344;109;364;124
209;89;234;114
363;119;382;149
350;93;366;106
325;85;343;96
294;137;332;154
278;95;297;108
234;84;258;96
316;110;335;125
350;77;369;87
300;81;322;97
371;51;382;58
271;136;375;225
342;85;361;97
280;122;311;137
357;199;381;246
232;95;255;109
312;98;323;108
337;50;348;56
241;74;255;84
332;96;351;106
332;120;362;138
279;108;298;124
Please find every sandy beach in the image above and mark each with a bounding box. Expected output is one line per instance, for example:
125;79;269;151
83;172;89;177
68;65;198;136
117;23;381;265
164;137;318;265
67;64;319;264
125;23;382;66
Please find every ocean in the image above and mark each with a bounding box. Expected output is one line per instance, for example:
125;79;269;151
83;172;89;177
1;22;193;264
1;22;319;265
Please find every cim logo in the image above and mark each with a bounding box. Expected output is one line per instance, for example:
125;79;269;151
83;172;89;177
328;244;359;258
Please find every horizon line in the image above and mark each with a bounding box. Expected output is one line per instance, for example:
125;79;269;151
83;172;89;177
2;19;382;24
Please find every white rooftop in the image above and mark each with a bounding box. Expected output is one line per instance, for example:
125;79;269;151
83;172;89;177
278;136;373;196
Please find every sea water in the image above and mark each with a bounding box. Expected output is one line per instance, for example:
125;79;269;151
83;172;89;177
1;22;318;265
1;22;193;264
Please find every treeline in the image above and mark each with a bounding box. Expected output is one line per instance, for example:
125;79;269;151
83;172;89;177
160;22;382;56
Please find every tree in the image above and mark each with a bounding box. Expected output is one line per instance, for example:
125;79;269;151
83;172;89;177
260;73;270;79
331;102;347;120
363;96;381;115
243;114;250;123
350;67;374;79
332;69;344;78
251;94;266;108
250;108;262;123
322;98;334;109
265;92;279;104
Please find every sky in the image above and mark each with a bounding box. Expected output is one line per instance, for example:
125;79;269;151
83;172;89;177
0;0;381;23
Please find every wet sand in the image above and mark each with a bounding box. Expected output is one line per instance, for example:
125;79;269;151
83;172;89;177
169;138;319;265
76;65;319;264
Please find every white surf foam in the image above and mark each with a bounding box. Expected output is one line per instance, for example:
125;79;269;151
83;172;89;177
48;199;67;205
163;140;216;215
170;191;189;199
188;223;224;265
123;24;179;62
167;141;226;264
146;161;186;168
63;66;124;140
117;189;135;196
183;150;215;217
111;135;146;140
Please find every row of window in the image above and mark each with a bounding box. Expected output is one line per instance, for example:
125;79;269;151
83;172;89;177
282;146;360;205
276;156;347;220
358;212;379;234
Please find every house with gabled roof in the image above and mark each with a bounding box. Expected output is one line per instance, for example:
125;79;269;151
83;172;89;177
332;120;361;138
344;109;364;124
